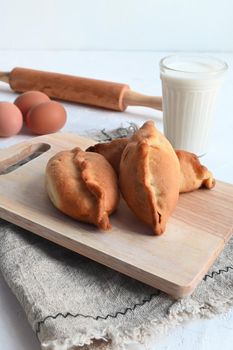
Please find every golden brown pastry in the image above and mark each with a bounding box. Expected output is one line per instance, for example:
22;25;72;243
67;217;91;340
119;121;180;235
86;138;128;175
176;150;215;192
46;147;119;230
87;139;215;193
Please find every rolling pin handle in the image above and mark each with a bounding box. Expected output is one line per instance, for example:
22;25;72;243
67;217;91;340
123;89;163;111
0;71;10;84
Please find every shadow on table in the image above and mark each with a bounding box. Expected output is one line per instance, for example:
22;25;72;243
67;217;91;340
0;272;40;350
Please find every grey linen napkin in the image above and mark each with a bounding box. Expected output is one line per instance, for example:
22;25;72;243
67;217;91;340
0;219;232;350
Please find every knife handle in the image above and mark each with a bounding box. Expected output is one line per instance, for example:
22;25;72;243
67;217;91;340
1;67;163;111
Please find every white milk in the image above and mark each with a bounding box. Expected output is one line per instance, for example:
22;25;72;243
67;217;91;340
160;56;228;155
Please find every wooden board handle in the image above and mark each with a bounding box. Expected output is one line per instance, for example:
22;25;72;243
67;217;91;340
1;67;163;111
0;141;51;175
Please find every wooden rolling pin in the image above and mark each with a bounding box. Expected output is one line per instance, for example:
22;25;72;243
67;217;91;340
0;67;162;111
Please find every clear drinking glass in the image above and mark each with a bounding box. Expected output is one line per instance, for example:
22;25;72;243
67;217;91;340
160;55;228;155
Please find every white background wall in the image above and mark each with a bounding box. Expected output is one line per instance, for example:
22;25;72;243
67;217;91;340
1;0;232;51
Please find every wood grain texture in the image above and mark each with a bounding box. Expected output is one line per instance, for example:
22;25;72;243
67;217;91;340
9;67;130;111
0;133;232;298
6;67;163;111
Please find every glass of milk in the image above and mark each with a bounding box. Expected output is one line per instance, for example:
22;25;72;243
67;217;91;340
160;55;228;155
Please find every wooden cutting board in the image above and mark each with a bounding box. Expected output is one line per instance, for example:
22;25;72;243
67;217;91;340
0;133;232;298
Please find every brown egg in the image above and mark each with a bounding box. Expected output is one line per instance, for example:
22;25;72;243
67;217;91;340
0;102;23;137
14;91;50;119
26;101;67;135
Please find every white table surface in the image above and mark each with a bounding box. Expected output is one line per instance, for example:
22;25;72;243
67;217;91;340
0;50;232;350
